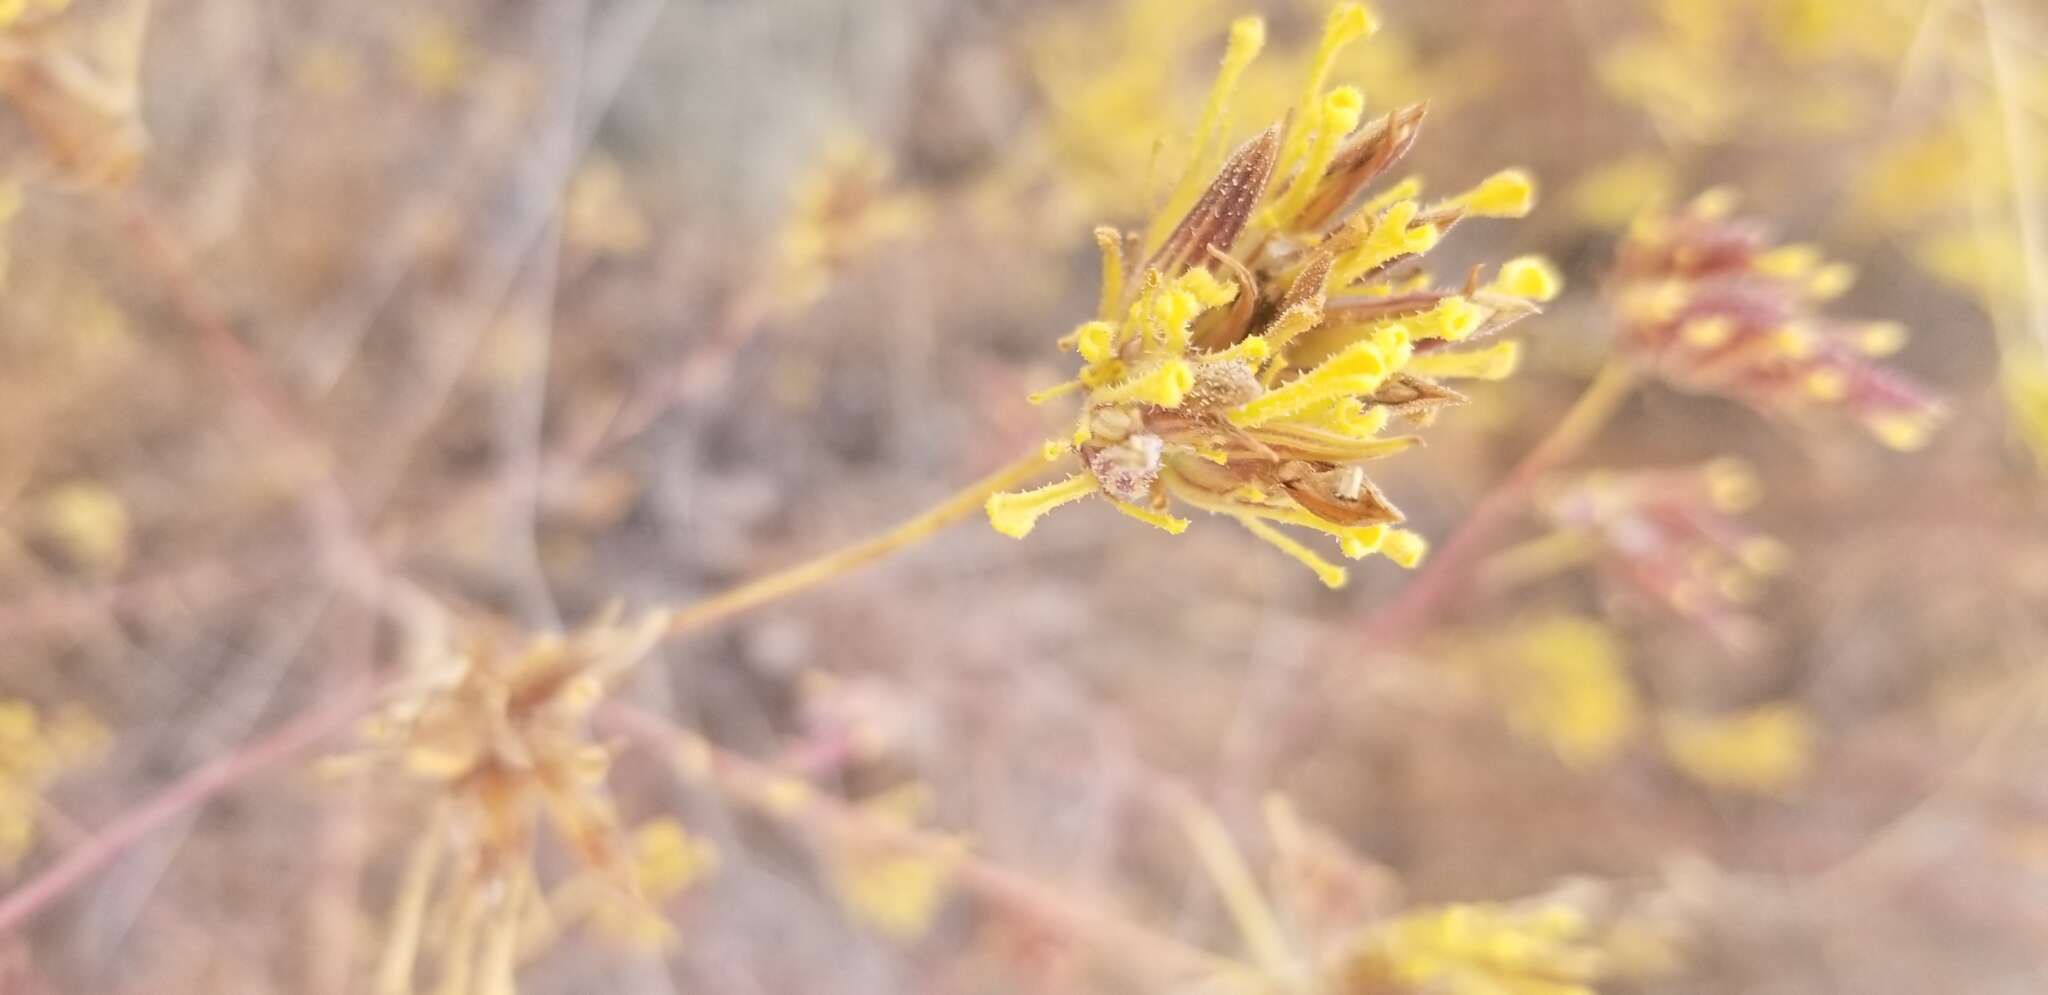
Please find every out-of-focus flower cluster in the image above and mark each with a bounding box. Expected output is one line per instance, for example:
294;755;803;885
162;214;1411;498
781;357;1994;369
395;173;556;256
0;697;106;869
987;7;1560;587
773;135;930;316
1447;614;1641;769
334;611;715;995
1597;0;1933;145
1539;460;1789;650
0;0;150;185
1610;191;1945;450
1437;611;1818;796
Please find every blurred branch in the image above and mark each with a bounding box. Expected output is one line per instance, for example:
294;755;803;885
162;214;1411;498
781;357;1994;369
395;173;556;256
0;677;378;937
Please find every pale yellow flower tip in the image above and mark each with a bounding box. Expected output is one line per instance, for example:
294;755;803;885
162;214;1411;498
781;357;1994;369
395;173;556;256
633;819;719;896
1690;186;1740;220
1227;14;1267;54
1495;256;1563;303
1868;410;1940;451
1382;529;1428;568
1679;316;1735;349
985;475;1098;538
1755;244;1821;278
1409;296;1485;341
1703;457;1761;512
1855;321;1908;357
1329;3;1377;42
1337;525;1388;560
761;775;815;816
1807;262;1856;300
1738;536;1793;575
1459;169;1537;219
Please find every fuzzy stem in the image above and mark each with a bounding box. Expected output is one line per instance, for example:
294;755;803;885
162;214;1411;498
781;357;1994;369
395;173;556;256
1360;360;1637;646
663;450;1051;636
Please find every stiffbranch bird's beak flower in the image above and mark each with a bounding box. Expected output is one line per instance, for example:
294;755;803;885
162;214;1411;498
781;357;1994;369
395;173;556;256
1610;190;1945;450
1541;460;1789;651
986;6;1556;588
333;609;696;995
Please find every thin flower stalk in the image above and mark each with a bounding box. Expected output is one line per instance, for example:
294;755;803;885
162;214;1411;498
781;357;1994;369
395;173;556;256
662;450;1054;636
1357;361;1638;647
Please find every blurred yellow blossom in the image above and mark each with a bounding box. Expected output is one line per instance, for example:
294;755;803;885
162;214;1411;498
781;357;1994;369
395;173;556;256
0;698;107;870
32;480;130;574
1025;0;1451;219
988;6;1555;586
565;156;651;258
0;0;68;31
1660;702;1816;795
1335;900;1608;995
1456;614;1639;768
773;134;930;315
582;817;718;949
821;783;963;941
397;13;472;96
1569;154;1678;231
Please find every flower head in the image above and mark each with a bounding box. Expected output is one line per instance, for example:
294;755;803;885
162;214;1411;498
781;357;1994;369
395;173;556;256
1540;459;1788;650
1610;191;1944;450
341;609;684;995
987;6;1555;588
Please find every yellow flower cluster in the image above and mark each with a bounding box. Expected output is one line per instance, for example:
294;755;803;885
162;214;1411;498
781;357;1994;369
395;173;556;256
0;697;106;869
1337;900;1609;995
987;5;1558;587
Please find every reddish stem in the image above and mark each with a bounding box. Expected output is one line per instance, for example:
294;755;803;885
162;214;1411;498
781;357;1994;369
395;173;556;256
0;682;376;937
1358;362;1636;647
